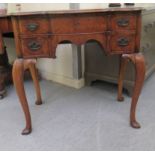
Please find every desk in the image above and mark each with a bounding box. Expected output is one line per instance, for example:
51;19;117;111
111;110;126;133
0;15;12;98
11;7;145;135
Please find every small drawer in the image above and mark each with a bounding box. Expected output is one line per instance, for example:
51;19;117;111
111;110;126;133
110;32;136;54
20;37;49;58
18;16;49;35
110;14;137;30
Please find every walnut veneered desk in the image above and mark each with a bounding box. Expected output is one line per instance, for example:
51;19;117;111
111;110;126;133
11;7;145;135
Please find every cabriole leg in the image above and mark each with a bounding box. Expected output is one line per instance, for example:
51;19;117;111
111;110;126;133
25;59;42;105
117;53;145;128
13;58;42;135
117;56;128;101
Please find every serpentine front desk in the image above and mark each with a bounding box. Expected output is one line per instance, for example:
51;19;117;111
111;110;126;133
8;7;146;135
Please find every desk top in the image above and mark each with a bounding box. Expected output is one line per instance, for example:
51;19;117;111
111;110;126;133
0;6;144;18
10;7;143;16
1;6;154;18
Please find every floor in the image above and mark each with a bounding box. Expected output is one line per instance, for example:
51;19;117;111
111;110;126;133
0;73;155;151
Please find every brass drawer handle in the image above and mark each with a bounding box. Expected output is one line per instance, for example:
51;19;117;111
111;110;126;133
26;23;39;31
118;38;129;46
28;41;41;51
117;19;129;27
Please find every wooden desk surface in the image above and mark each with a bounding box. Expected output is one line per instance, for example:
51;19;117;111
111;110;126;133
10;7;143;16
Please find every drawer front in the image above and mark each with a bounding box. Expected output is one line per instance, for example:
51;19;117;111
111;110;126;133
110;14;137;30
19;17;49;35
51;14;107;34
75;15;107;33
20;37;49;58
110;32;136;54
50;16;75;34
